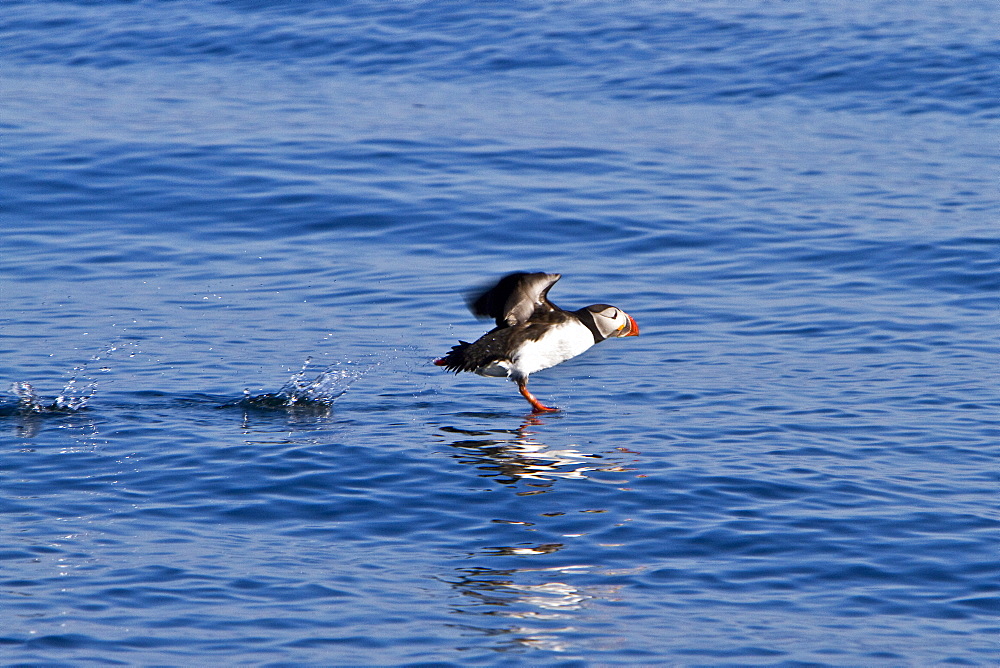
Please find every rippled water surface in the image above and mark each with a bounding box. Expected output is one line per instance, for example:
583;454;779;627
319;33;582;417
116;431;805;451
2;1;999;665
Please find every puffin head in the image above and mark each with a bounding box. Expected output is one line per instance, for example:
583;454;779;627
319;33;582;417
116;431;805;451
585;304;639;339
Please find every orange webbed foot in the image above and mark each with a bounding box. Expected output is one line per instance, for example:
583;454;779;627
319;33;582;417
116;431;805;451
518;381;560;413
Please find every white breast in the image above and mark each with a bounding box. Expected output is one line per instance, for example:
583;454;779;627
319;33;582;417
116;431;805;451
510;320;595;377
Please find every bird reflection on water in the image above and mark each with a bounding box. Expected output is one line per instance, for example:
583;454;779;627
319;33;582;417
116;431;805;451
436;416;636;654
438;416;635;486
443;562;627;654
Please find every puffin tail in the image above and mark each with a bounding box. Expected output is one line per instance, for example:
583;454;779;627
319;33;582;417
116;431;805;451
434;341;472;373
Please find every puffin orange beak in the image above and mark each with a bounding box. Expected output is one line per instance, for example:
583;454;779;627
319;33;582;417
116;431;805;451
623;315;639;337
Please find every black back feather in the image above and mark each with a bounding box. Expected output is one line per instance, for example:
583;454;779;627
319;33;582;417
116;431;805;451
435;310;577;374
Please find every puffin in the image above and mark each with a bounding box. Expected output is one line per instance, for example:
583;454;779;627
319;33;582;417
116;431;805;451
434;272;639;413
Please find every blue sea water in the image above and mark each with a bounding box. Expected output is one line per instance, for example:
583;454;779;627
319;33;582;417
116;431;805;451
1;0;999;664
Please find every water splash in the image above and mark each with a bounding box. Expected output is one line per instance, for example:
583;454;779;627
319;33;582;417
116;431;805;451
7;378;92;413
53;373;97;411
10;381;45;412
241;357;366;411
6;341;138;414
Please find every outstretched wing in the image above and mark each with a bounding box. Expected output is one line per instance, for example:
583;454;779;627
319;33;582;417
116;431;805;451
467;272;561;328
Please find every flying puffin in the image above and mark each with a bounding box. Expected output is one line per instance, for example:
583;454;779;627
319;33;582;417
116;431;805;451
434;272;639;412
